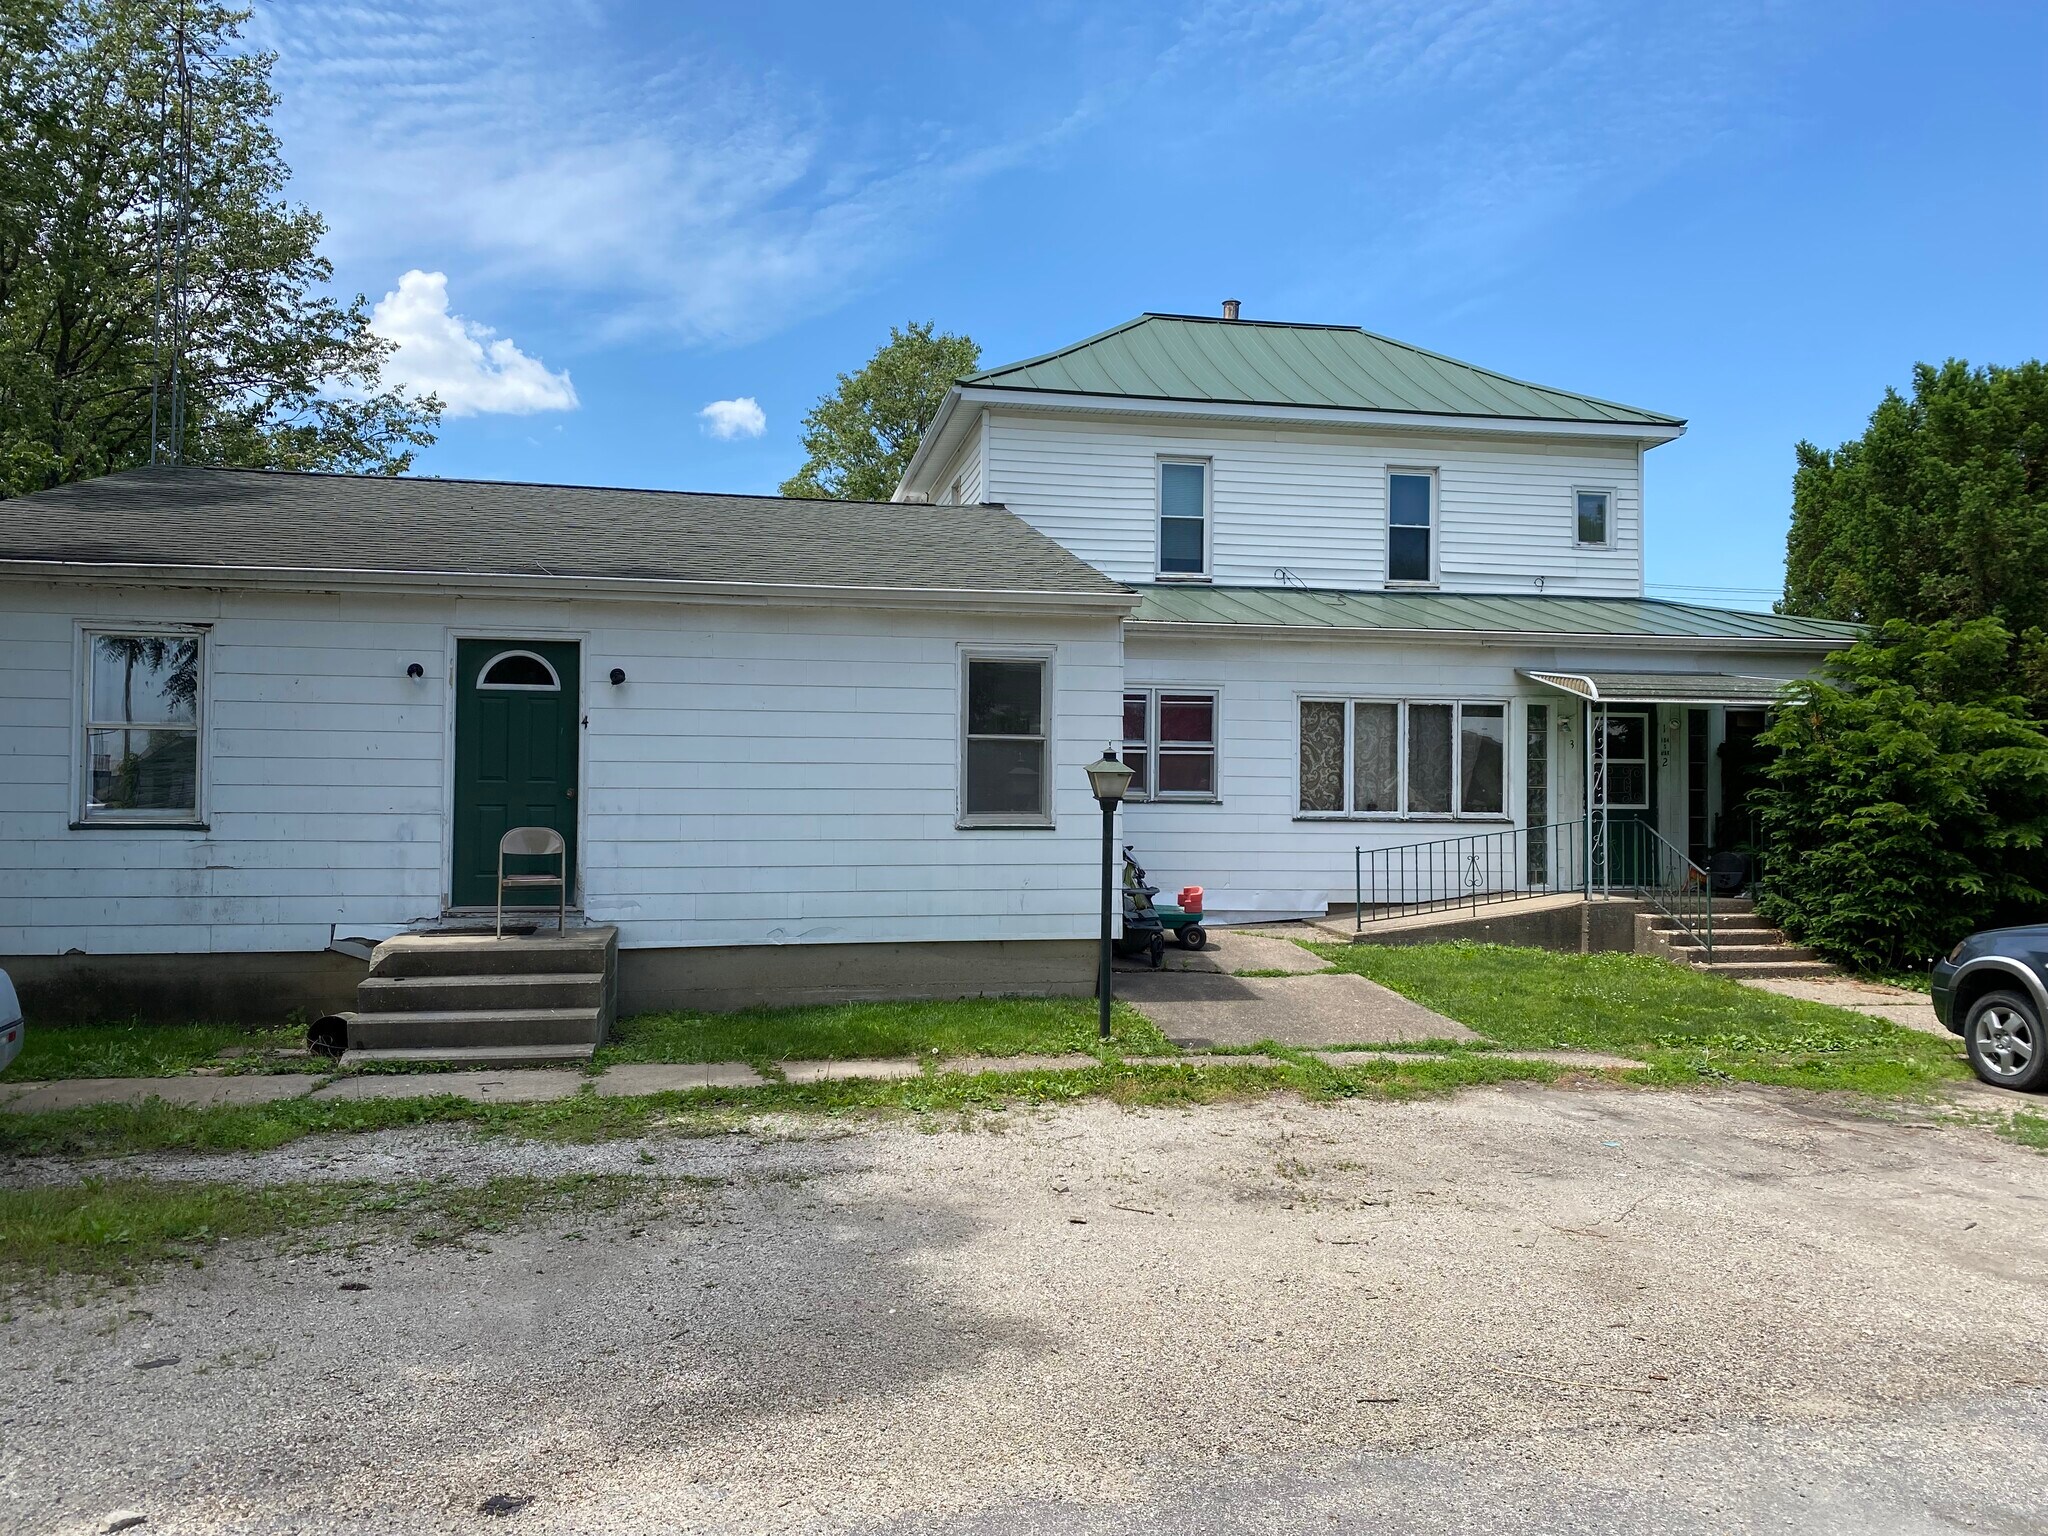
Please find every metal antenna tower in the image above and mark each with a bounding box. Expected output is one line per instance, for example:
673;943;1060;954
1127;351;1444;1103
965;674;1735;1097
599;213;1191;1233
148;1;193;466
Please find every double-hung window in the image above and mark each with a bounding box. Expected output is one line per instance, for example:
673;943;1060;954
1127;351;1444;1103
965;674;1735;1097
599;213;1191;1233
1387;469;1435;584
79;627;205;825
1158;460;1208;576
1121;689;1219;800
1575;488;1613;548
1298;698;1505;818
961;652;1051;826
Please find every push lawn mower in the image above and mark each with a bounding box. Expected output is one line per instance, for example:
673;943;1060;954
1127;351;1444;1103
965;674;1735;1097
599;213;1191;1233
1116;846;1208;968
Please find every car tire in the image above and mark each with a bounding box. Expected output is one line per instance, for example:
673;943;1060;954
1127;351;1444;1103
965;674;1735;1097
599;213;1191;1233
1963;990;2046;1092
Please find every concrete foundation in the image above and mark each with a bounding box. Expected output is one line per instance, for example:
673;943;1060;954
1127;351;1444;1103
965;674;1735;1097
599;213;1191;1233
6;936;1096;1025
1;949;368;1025
1344;896;1648;954
618;938;1096;1014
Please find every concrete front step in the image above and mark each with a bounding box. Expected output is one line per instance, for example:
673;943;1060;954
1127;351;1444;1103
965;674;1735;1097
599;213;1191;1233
1684;958;1838;979
1654;929;1790;950
1654;937;1818;962
337;1043;596;1069
357;972;605;1013
339;1006;604;1051
368;930;613;980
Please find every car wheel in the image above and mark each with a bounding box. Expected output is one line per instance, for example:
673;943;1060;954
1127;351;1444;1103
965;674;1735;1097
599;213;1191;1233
1964;990;2046;1091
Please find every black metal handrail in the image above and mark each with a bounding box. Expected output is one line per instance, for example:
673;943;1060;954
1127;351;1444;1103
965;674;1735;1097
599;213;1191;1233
1604;819;1714;957
1351;816;1713;957
1353;820;1588;928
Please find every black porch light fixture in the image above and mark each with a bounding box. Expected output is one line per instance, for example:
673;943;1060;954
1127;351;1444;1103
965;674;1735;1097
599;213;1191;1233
1084;747;1136;1040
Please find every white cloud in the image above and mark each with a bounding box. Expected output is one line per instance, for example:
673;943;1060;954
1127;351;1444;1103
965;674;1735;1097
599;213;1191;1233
258;1;1076;346
697;397;766;440
369;270;578;417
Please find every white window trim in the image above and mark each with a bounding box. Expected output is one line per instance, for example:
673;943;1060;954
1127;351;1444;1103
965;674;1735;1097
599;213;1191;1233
74;621;210;829
1155;456;1213;581
1121;686;1222;803
958;645;1056;830
1385;466;1439;587
476;648;563;692
1572;485;1616;550
1294;694;1511;822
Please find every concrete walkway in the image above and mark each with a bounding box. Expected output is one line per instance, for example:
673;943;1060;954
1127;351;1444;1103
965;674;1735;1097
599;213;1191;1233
1115;969;1474;1049
0;1043;1660;1112
1740;974;1947;1035
1111;927;1332;975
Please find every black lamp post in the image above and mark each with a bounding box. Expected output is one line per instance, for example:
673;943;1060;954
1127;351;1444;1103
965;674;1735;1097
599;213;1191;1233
1084;746;1135;1040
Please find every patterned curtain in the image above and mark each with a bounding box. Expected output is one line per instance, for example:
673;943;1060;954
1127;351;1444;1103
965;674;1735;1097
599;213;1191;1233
1299;701;1345;811
1351;702;1399;813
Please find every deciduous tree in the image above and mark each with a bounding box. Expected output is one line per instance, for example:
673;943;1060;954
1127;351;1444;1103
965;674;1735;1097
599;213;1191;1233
780;321;978;502
0;0;439;496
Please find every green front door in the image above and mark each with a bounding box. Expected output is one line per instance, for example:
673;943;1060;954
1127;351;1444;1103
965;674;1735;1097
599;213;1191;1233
451;639;580;909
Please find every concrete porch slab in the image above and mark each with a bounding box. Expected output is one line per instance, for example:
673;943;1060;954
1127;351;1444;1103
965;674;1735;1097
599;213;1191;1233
1116;970;1473;1049
0;1074;323;1113
591;1062;765;1096
1111;929;1333;976
776;1058;924;1084
310;1069;584;1103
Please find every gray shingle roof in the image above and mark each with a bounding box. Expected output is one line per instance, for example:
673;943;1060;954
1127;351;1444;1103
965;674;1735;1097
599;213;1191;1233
0;467;1130;599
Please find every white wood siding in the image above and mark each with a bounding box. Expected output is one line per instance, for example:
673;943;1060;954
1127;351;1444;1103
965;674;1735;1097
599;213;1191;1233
0;581;1120;957
1120;631;1817;911
983;411;1647;594
936;415;985;506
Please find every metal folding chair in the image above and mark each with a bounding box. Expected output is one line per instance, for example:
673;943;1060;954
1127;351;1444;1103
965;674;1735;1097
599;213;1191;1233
496;826;567;935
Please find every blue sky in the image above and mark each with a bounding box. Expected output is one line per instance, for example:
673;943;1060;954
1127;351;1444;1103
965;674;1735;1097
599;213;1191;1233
257;1;2047;608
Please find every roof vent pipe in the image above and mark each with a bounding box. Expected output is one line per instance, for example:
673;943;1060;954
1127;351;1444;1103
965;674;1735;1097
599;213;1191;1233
1221;299;1241;321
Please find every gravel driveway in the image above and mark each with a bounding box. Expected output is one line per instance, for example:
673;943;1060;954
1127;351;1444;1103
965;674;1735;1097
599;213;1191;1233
6;1084;2047;1534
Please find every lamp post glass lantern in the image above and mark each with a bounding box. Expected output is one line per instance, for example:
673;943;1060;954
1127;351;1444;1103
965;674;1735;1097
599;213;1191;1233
1085;748;1135;1040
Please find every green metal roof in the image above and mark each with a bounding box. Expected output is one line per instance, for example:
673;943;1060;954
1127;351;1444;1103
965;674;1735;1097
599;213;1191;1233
1128;586;1860;644
1519;669;1802;704
965;314;1683;427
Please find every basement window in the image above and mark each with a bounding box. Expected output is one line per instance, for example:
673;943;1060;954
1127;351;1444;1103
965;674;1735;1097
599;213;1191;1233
79;627;205;825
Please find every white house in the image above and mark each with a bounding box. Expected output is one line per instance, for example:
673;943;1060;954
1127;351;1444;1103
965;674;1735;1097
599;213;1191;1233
895;310;1855;921
0;307;1857;1024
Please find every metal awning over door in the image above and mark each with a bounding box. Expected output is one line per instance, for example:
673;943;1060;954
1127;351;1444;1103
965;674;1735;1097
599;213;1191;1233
1517;669;1795;706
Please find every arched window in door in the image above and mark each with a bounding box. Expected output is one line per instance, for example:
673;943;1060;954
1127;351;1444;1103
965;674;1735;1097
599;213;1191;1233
476;649;562;691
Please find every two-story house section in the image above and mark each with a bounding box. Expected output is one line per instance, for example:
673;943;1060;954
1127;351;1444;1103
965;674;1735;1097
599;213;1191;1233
898;308;1859;920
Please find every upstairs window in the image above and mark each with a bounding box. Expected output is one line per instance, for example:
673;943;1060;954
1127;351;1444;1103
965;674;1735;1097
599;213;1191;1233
962;653;1051;826
81;628;204;824
1575;488;1612;548
1158;460;1208;576
1298;697;1505;818
1121;689;1219;800
1387;470;1434;583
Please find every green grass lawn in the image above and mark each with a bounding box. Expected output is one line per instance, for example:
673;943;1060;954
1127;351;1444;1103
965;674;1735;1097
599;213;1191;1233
1316;940;1969;1095
3;1019;306;1081
597;995;1172;1068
